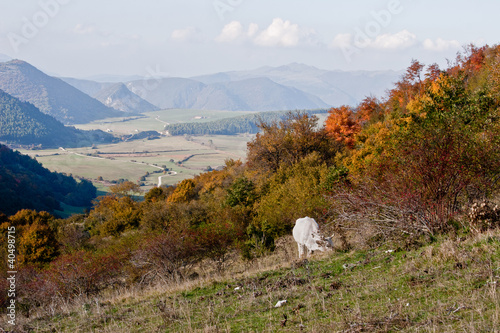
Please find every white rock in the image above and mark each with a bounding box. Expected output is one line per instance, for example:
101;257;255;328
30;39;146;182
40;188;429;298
275;300;287;308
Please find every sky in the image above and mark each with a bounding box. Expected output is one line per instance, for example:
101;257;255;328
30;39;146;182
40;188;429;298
0;0;498;79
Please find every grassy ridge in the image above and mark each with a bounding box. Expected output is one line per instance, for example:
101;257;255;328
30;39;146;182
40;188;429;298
14;230;499;332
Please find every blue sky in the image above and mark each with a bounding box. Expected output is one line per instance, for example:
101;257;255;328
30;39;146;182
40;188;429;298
0;0;498;78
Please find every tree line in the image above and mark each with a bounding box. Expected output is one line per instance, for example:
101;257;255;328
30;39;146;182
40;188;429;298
164;109;328;136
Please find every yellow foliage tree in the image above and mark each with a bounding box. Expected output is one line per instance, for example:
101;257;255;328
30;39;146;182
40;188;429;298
167;179;196;203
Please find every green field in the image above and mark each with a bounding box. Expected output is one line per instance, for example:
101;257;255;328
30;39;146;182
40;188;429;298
74;109;255;135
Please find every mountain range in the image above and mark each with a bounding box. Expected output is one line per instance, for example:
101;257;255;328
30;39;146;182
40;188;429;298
62;63;402;112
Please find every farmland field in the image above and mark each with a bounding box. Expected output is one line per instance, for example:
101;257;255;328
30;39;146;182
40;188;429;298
19;110;255;192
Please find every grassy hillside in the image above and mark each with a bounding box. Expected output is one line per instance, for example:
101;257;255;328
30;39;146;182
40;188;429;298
7;230;499;332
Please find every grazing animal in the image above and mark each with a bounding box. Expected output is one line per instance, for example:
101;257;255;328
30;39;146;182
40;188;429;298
292;217;333;258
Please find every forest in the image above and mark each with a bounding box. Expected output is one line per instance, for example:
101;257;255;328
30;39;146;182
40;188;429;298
164;109;328;136
0;45;499;318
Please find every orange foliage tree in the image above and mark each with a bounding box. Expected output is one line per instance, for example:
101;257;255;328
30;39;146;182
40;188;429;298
325;105;361;149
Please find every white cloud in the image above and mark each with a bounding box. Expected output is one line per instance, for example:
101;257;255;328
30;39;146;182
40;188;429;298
254;18;314;47
171;27;202;42
422;38;460;51
254;18;299;47
331;30;417;51
369;30;417;49
215;21;244;43
215;18;317;48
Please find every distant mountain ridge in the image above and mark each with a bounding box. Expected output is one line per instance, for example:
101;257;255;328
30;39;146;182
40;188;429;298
0;60;123;124
191;63;402;106
125;76;329;111
58;62;402;114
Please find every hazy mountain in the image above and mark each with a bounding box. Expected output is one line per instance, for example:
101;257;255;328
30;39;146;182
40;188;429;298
126;77;328;111
60;77;113;97
192;63;402;106
84;74;146;83
0;89;115;147
126;78;206;109
193;77;329;111
0;60;123;124
94;83;159;113
0;144;97;216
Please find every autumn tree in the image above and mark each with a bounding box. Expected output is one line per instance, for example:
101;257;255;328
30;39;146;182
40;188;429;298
110;180;141;198
85;195;142;236
167;178;196;203
9;210;59;266
247;112;339;173
325;105;361;149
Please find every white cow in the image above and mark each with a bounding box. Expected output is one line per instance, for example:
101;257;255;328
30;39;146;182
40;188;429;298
292;217;333;258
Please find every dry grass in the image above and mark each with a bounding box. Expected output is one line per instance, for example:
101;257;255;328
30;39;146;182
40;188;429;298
2;230;499;332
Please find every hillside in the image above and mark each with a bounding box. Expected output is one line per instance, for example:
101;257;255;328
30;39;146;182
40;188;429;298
0;144;97;216
0;89;115;147
0;46;499;332
60;77;112;97
0;60;123;124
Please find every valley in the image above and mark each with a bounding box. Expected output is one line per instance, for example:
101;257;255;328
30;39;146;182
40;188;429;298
18;109;256;192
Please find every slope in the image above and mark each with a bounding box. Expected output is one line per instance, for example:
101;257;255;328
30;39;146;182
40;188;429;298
0;60;123;124
94;83;160;113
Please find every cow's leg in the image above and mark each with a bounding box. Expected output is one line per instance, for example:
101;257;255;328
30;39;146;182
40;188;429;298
297;243;304;258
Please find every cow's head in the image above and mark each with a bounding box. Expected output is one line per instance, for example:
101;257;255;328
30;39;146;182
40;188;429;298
319;233;334;248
